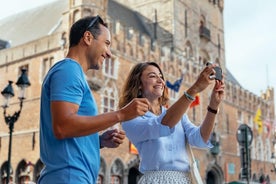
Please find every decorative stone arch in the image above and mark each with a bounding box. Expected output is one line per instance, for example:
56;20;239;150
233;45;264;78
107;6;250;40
98;157;107;184
15;159;34;184
110;158;125;184
72;9;82;23
0;161;13;184
33;159;44;183
205;162;224;184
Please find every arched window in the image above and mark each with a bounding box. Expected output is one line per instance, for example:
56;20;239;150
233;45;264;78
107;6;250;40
101;79;119;114
97;157;106;184
138;49;146;61
103;56;118;78
102;87;116;113
184;41;193;59
1;161;13;184
33;159;44;182
16;160;34;184
110;159;124;184
96;175;104;184
126;43;133;57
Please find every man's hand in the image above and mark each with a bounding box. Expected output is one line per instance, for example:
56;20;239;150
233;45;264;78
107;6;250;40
118;98;150;122
100;128;126;148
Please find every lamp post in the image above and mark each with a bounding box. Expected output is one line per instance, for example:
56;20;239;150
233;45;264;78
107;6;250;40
237;124;253;184
1;68;30;184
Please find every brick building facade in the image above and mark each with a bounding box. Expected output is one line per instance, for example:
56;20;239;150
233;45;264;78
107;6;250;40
0;0;275;183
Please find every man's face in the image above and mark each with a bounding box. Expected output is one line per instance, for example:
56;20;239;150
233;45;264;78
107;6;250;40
88;25;112;70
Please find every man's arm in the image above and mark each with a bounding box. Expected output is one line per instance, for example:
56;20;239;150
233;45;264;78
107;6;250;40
51;98;149;139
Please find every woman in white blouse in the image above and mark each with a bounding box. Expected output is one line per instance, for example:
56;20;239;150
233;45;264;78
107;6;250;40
118;61;224;184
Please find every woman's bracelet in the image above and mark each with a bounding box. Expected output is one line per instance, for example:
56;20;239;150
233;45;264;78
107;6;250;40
184;91;195;101
207;106;218;114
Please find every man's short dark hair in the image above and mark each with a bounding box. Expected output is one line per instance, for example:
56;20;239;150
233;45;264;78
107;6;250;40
69;15;108;48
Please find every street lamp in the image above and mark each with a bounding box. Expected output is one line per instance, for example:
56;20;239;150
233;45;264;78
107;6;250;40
210;132;220;155
1;68;30;184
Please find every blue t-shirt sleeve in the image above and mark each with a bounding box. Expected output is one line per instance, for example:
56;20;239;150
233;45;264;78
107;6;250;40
50;62;85;105
122;111;175;144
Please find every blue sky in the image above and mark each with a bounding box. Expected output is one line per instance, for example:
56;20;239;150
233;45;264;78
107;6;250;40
0;0;275;97
224;0;276;96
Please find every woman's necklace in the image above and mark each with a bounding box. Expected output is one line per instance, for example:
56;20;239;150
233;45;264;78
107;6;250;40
149;106;162;115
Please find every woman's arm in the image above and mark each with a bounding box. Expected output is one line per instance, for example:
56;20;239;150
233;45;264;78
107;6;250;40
200;79;224;142
161;64;217;128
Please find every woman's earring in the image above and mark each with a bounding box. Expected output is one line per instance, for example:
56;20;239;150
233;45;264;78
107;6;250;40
138;90;142;98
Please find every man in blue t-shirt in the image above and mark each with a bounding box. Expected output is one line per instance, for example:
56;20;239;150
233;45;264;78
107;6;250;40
38;15;150;184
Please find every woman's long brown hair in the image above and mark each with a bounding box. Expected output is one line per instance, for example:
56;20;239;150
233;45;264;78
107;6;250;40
118;62;169;108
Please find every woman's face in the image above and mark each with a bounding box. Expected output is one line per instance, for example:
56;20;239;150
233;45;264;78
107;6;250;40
140;65;165;101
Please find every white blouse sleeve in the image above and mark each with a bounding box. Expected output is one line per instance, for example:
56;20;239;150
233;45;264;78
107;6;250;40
122;111;175;144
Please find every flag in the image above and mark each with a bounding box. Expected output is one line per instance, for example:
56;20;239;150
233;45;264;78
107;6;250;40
166;77;183;92
264;119;271;138
190;93;200;108
254;108;263;134
129;142;138;154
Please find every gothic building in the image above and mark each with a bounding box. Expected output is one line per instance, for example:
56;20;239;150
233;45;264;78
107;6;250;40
0;0;274;183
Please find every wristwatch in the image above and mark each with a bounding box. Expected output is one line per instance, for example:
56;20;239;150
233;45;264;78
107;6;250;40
207;106;218;114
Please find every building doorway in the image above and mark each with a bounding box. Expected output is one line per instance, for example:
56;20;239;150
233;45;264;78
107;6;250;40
206;163;224;184
128;167;142;184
